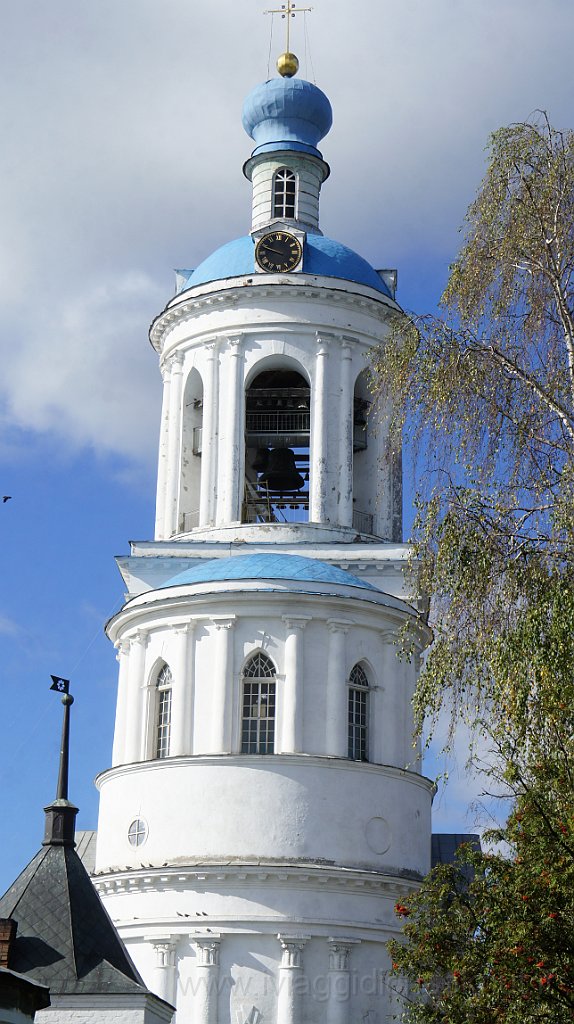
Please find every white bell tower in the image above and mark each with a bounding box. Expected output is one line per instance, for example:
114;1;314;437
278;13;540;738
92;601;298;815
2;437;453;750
94;43;432;1024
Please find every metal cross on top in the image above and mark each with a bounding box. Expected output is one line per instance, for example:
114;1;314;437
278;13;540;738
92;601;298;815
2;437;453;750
265;1;312;55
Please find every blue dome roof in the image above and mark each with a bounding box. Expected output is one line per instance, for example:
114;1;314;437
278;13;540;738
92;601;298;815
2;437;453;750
242;77;332;158
180;234;391;297
162;553;377;591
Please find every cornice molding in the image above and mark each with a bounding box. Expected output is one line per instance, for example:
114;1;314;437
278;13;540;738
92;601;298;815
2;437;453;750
94;752;435;795
93;861;422;899
149;278;399;353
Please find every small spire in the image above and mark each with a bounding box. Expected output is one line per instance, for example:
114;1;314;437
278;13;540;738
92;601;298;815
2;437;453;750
265;1;312;77
43;681;78;847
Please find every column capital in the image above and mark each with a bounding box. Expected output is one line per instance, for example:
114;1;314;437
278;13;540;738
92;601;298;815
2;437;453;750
277;934;310;969
213;616;236;631
115;639;131;659
380;629;399;644
194;936;221;966
227;334;244;353
174;620;197;637
168;350;185;373
327;618;353;634
130;629;149;649
148;937;178;967
327;938;361;971
315;332;334;352
337;334;354;355
282;615;311;631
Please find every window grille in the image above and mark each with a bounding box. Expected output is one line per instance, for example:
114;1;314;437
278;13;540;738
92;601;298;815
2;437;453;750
128;819;147;847
155;665;172;759
241;652;276;754
273;168;297;219
348;663;369;761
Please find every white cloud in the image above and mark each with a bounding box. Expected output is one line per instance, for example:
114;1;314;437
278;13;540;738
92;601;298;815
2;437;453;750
0;0;572;463
0;273;164;463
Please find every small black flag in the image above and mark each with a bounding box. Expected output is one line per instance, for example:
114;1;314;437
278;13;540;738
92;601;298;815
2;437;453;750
50;675;70;694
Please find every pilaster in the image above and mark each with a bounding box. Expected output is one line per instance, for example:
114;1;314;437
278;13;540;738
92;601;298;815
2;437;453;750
170;622;196;757
124;631;149;763
338;337;354;528
280;616;311;753
112;640;131;766
310;334;330;523
325;620;352;758
164;352;185;538
193;935;221;1024
326;938;360;1024
219;336;244;524
148;935;178;1006
378;630;400;767
199;342;219;526
211;618;236;752
155;361;171;540
276;935;309;1024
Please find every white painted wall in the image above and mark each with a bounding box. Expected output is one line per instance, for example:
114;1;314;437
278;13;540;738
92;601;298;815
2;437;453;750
246;152;329;233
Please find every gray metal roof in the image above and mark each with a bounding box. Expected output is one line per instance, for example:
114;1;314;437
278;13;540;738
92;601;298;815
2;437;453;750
0;844;146;996
431;833;481;869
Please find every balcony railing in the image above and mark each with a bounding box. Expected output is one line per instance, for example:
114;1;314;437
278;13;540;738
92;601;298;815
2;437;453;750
246;410;310;435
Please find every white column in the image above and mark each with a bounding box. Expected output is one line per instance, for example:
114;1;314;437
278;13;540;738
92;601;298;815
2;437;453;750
338;338;354;528
325;621;351;758
164;351;185;537
326;939;360;1024
311;334;330;522
124;631;148;764
277;935;309;1024
111;641;130;766
149;937;178;1006
199;342;219;527
281;617;310;753
219;336;244;524
193;936;221;1024
211;618;235;752
154;362;171;540
377;631;399;767
170;623;196;757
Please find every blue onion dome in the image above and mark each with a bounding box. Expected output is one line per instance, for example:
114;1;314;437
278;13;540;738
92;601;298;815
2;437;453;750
242;77;333;158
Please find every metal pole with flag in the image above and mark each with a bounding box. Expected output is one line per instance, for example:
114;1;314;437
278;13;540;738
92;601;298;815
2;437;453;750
50;675;73;802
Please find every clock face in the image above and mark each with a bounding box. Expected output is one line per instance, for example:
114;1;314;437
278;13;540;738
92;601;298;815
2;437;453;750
255;231;303;273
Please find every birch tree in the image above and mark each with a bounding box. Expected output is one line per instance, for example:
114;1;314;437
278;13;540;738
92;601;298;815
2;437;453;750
373;115;574;1022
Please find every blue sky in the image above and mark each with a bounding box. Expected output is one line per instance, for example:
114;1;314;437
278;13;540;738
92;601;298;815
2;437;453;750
1;0;573;894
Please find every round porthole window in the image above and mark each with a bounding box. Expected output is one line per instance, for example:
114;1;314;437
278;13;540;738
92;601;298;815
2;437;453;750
127;819;148;847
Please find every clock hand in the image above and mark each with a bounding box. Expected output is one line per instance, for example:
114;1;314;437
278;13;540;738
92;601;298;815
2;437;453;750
264;245;290;257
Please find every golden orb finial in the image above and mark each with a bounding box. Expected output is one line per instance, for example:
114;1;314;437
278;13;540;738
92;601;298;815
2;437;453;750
277;51;299;78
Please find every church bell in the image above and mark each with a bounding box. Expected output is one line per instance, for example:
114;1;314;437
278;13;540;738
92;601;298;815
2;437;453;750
258;447;304;492
252;447;270;473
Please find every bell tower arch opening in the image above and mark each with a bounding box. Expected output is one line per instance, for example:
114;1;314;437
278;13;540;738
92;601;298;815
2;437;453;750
180;368;204;533
243;365;310;524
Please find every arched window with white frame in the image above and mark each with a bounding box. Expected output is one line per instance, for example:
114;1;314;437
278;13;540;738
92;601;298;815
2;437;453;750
155;664;173;759
348;663;369;761
241;652;276;754
272;168;297;219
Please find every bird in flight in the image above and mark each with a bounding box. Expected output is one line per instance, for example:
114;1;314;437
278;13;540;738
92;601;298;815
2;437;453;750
2;496;11;503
